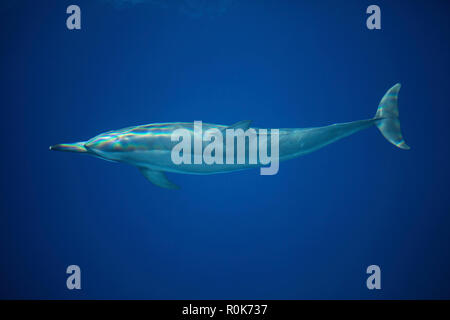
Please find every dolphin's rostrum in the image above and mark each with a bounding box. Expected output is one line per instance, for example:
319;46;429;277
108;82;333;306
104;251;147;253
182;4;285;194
50;84;409;189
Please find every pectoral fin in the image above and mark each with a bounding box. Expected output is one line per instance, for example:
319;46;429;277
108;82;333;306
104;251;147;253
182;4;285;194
138;168;180;190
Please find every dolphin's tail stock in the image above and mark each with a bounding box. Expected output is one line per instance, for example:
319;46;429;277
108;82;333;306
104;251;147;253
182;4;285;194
374;83;410;150
49;142;88;153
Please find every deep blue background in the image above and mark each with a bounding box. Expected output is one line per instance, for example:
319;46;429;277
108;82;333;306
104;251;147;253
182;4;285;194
1;0;449;299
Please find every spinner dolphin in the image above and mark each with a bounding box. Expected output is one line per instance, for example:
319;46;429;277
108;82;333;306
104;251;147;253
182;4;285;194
50;84;409;189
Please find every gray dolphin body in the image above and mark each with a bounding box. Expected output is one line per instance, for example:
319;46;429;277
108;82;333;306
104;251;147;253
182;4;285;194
50;84;409;189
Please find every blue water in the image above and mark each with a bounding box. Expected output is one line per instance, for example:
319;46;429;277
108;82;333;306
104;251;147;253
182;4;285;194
1;0;450;299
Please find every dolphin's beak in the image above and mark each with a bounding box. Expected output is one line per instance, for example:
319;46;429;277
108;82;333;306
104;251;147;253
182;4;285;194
49;142;88;153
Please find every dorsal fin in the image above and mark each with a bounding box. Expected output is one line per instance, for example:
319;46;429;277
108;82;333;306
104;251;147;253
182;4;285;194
138;167;180;189
221;120;252;132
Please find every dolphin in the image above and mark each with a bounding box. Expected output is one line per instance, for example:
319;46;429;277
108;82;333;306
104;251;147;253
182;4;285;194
50;84;409;189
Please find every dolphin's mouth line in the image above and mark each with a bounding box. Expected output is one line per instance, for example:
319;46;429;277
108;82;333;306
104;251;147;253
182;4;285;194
49;142;88;153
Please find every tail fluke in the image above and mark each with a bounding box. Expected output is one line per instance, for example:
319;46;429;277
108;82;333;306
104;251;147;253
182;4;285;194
375;83;410;150
49;142;88;153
